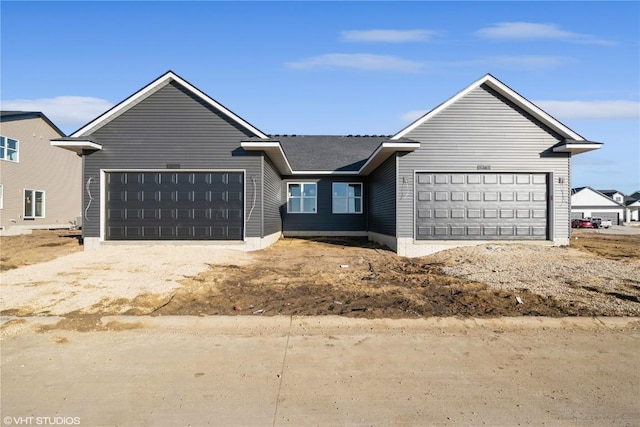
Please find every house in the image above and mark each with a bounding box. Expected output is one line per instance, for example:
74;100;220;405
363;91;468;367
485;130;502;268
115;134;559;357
598;190;626;205
570;187;625;225
51;71;601;256
624;192;640;222
0;111;82;235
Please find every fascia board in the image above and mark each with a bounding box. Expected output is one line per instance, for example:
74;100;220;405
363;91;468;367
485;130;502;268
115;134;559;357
50;140;102;154
553;142;602;154
241;141;293;175
392;74;585;141
72;71;268;139
358;142;420;175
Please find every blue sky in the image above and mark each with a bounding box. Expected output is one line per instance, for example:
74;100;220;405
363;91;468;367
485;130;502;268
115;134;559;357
1;1;639;194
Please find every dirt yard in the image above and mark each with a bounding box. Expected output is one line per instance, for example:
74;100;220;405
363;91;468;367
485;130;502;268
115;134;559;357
1;228;639;321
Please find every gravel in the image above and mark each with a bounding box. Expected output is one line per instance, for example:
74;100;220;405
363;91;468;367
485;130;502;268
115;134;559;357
427;243;640;316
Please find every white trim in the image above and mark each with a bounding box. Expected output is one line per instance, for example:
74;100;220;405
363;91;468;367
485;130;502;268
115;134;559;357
332;182;363;214
51;140;102;154
0;183;3;209
243;141;419;176
241;141;293;175
23;188;46;219
359;142;419;175
553;143;602;154
286;182;317;214
72;71;268;139
0;135;19;163
392;74;585;141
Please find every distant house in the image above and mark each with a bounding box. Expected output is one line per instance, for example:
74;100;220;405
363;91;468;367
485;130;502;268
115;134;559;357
0;111;81;235
52;71;601;256
625;192;640;222
570;187;625;225
598;190;626;205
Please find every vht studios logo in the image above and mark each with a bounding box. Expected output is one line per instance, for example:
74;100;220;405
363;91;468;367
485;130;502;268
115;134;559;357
3;416;81;426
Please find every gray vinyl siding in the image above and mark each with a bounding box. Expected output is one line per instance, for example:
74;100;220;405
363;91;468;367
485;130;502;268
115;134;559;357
282;176;367;233
368;154;397;236
82;81;263;239
262;155;282;235
397;84;571;240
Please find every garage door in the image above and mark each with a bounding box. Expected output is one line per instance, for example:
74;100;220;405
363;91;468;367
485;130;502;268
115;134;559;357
416;173;548;240
591;212;620;225
106;171;243;240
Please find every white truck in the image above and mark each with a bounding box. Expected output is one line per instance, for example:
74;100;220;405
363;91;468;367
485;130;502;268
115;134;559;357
586;217;612;229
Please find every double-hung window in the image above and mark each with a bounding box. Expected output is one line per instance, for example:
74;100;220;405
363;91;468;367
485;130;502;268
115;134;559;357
287;183;317;213
24;189;45;218
333;183;363;214
0;136;19;162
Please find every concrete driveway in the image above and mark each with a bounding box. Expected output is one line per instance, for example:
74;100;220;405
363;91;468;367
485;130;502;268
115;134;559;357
1;316;638;426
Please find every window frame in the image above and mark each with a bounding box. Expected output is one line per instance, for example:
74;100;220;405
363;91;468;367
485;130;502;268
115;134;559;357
287;182;317;214
332;182;363;214
0;135;19;163
24;189;45;219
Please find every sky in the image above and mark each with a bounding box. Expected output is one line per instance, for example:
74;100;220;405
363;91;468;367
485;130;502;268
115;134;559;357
1;1;639;194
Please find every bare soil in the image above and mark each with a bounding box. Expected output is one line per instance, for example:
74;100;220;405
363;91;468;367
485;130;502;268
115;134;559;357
1;229;639;320
0;230;82;271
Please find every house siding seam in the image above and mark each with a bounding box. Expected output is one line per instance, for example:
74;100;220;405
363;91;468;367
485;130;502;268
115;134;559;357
397;84;571;242
367;153;397;236
281;176;368;233
81;81;263;239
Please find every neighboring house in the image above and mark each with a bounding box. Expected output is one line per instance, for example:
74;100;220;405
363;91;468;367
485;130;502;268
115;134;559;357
598;190;626;205
570;187;625;225
0;111;81;235
624;191;640;222
52;71;601;256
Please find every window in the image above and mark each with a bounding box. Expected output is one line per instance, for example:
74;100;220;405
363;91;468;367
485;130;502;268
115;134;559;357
24;189;45;218
0;136;19;162
333;183;363;214
287;183;317;213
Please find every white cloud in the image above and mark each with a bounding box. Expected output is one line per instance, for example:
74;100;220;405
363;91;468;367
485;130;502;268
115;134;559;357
476;22;614;46
341;29;437;43
287;53;424;73
1;96;114;132
534;100;640;119
400;110;429;123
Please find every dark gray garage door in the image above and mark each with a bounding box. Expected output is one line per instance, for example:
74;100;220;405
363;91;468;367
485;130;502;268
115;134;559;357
106;172;243;240
416;173;548;240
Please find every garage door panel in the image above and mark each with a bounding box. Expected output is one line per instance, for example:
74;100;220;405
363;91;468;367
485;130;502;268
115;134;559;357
416;172;547;240
106;171;243;241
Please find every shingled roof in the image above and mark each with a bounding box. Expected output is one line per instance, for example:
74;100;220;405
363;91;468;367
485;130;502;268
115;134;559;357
242;135;420;174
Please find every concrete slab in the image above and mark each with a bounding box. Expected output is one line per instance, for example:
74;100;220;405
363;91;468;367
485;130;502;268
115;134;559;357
1;316;638;426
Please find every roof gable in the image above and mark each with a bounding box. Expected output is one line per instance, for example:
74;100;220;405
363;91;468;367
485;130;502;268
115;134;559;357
392;74;586;141
1;111;65;137
571;187;625;207
70;71;268;139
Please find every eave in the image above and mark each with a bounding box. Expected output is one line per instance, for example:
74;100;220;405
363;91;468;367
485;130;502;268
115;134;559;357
50;139;103;154
241;141;293;175
242;140;420;175
553;140;603;155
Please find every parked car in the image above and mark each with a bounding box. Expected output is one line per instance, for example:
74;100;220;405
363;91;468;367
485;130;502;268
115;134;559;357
585;217;612;229
572;218;594;228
